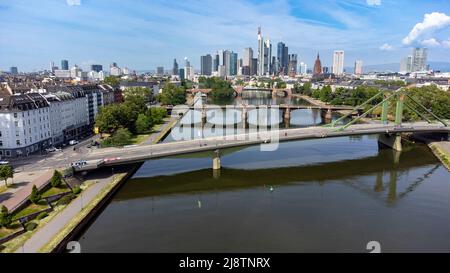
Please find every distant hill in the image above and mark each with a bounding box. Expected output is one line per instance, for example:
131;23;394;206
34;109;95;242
345;62;450;73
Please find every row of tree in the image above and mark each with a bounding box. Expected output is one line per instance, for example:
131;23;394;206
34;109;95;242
199;77;235;102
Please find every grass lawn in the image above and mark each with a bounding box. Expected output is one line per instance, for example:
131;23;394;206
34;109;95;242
12;200;49;221
128;132;152;145
42;184;71;198
0;223;22;238
0;185;7;194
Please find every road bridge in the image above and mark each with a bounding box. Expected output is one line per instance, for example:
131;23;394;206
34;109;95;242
74;122;449;172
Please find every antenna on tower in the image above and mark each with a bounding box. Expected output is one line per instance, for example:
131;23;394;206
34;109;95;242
258;26;261;35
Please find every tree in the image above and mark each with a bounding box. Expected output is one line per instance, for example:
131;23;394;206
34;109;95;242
111;128;132;146
135;113;151;134
29;185;41;204
0;165;13;187
104;76;120;86
0;205;12;228
50;170;63;188
147;107;167;125
158;83;186;105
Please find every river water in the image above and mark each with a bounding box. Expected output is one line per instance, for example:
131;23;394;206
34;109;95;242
77;93;450;253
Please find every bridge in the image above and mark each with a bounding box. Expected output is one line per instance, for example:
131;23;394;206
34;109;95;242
74;86;449;172
74;122;449;172
163;103;362;126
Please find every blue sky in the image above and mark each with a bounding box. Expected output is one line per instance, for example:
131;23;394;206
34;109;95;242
1;0;450;72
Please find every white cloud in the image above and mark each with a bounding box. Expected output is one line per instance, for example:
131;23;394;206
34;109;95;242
367;0;381;6
402;12;450;45
379;43;393;51
66;0;81;6
421;38;441;47
442;39;450;48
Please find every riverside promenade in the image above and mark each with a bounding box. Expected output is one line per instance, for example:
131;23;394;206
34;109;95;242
11;118;178;253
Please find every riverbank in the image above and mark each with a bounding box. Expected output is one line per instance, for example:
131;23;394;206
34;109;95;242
429;142;450;171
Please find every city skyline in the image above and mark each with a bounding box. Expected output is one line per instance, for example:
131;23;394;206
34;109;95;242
1;0;450;72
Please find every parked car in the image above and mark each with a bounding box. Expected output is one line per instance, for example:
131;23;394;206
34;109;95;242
0;161;10;165
45;147;61;153
69;140;79;146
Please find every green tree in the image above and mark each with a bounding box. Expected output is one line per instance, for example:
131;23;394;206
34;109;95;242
147;107;167;125
111;128;132;146
135;113;151;134
50;170;63;188
158;83;186;105
0;205;12;228
0;165;13;187
103;76;120;86
29;185;41;204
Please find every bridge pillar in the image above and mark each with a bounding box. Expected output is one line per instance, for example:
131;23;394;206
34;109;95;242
242;106;248;129
378;133;402;152
213;149;221;170
321;108;333;123
283;107;291;128
395;93;405;125
201;106;207;125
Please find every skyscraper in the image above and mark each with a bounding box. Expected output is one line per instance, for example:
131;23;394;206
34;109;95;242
172;59;179;75
264;39;272;76
412;48;428;72
90;64;103;72
257;27;264;76
277;42;289;75
157;67;164;76
230;52;238;76
61;60;69;70
400;56;413;73
313;54;322;75
332;50;345;75
213;53;219;72
201;54;212;76
10;67;18;75
354;60;363;75
242;47;253;76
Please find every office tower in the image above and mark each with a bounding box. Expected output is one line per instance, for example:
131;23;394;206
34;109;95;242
299;62;307;74
257;27;264;76
172;59;179;75
223;50;231;76
400;56;413;73
251;58;258;76
332;50;345;75
264;39;272;76
322;67;329;74
242;47;253;75
213;53;220;72
243;47;253;67
412;48;428;72
277;42;289;75
157;67;164;76
313;53;322;75
184;57;193;80
110;62;118;68
50;62;55;72
277;42;285;74
61;60;69;70
230;52;238;76
272;56;277;75
288;54;297;77
90;64;103;73
201;54;212;76
179;68;185;81
10;67;18;75
354;60;363;75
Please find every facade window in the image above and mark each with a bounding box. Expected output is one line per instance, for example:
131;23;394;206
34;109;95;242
0;131;2;137
0;141;2;147
14;121;19;127
14;113;18;118
16;140;21;146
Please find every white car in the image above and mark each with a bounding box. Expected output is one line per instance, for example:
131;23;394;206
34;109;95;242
69;140;79;146
0;161;10;165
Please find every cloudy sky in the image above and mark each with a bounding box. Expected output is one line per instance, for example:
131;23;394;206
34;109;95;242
1;0;450;72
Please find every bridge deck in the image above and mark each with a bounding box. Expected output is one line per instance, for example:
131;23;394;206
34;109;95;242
164;104;359;111
79;122;449;170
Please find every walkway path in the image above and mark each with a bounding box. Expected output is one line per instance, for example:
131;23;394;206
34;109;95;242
16;171;117;253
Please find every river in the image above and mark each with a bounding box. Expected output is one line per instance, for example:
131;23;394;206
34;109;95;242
77;94;450;252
